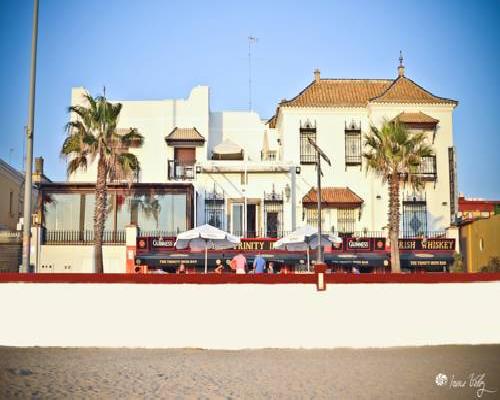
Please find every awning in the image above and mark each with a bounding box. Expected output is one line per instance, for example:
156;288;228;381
400;253;454;271
135;252;304;269
212;139;244;160
324;253;388;267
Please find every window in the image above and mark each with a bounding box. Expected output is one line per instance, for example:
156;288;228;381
44;193;81;231
44;191;187;235
265;151;276;161
169;147;195;180
448;147;457;221
337;208;357;234
416;155;437;180
402;196;427;238
300;121;317;164
305;208;324;226
9;191;14;217
345;120;362;166
205;191;224;230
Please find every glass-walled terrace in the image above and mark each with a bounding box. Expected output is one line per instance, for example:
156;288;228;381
40;184;192;244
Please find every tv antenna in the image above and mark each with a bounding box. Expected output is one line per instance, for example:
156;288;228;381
248;36;258;111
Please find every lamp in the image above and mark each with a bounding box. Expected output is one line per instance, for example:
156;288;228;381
295;166;301;174
284;184;291;201
196;166;202;174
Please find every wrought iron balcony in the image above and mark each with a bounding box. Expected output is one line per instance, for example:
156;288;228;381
168;160;195;180
400;156;437;181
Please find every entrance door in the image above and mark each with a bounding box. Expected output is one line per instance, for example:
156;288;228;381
231;203;244;236
247;204;256;238
266;212;278;238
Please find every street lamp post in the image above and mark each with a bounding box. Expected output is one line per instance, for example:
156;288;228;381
307;137;331;264
22;0;39;273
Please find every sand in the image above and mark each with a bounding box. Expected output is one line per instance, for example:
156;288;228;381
1;345;499;399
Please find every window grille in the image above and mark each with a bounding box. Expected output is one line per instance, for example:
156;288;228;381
402;195;428;238
337;208;357;234
205;190;224;230
300;120;317;164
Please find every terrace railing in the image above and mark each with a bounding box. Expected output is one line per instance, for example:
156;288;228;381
44;230;126;245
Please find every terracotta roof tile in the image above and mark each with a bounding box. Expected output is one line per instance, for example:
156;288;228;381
370;77;457;105
393;112;439;124
281;79;392;108
165;127;205;143
266;75;457;128
302;187;363;206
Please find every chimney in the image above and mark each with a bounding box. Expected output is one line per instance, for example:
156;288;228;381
314;69;321;83
398;51;405;77
34;157;44;175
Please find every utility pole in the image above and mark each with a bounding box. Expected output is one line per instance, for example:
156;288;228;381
308;137;331;264
22;0;39;273
248;36;258;111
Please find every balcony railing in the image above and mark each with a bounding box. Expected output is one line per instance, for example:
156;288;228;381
44;230;126;245
168;160;195;180
400;156;437;181
108;170;139;183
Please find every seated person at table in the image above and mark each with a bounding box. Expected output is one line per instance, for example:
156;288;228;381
267;261;274;274
214;259;224;274
295;259;307;273
177;262;186;274
253;253;266;274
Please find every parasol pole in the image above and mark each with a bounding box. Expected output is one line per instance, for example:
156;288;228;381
205;241;208;274
307;246;310;272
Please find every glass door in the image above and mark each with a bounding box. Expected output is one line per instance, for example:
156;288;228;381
231;203;244;236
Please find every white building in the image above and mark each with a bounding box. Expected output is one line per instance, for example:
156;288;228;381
35;58;459;272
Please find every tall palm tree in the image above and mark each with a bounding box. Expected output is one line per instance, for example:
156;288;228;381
364;119;434;273
61;92;144;273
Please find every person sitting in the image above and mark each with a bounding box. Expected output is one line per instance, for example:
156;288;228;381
253;253;266;274
267;261;274;274
214;259;224;274
295;259;307;273
177;262;186;274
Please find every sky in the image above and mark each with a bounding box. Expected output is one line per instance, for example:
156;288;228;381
0;0;499;199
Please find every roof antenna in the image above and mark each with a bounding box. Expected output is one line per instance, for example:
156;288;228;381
398;51;405;77
248;36;258;112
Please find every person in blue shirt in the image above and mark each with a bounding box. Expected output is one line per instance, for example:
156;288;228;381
253;253;266;274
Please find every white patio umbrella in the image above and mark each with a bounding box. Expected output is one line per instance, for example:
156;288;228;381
274;225;342;271
175;224;241;273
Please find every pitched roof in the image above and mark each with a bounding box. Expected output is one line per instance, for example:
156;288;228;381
266;74;457;128
370;76;457;105
302;187;363;206
281;79;392;108
393;112;439;124
165;127;205;143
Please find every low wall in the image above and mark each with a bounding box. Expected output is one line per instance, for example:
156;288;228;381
1;274;499;349
38;245;126;273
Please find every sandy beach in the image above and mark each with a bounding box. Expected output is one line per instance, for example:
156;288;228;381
1;345;499;399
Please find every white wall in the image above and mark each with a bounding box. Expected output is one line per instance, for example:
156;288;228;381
69;86;209;183
38;245;126;273
277;103;455;234
1;282;498;348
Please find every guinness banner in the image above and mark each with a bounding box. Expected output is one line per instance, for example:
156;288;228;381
345;238;386;251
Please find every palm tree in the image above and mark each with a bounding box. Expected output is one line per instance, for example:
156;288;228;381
364;119;434;273
61;92;144;273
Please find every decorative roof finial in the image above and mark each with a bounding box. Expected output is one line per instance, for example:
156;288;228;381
398;50;405;77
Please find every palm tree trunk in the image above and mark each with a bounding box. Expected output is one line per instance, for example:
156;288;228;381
388;172;401;273
94;152;107;273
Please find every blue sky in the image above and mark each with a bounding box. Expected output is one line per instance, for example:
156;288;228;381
1;0;499;198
